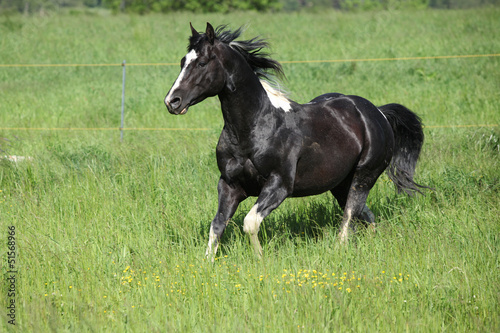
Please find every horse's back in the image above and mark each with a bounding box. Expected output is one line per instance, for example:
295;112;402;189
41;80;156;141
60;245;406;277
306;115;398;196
304;94;392;136
307;93;345;104
301;94;383;132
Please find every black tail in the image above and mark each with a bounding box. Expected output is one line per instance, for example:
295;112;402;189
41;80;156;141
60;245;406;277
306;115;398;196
379;103;428;195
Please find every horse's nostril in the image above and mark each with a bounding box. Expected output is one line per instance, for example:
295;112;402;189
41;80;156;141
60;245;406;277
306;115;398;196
170;97;182;109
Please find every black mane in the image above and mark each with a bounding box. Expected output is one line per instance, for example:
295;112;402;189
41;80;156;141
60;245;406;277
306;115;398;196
189;25;285;81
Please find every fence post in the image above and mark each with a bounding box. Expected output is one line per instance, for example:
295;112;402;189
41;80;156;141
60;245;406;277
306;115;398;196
120;60;126;142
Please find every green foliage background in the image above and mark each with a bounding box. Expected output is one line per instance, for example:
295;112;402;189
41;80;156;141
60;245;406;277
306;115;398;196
1;0;499;13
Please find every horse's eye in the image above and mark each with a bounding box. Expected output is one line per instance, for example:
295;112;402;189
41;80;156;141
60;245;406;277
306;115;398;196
198;61;207;68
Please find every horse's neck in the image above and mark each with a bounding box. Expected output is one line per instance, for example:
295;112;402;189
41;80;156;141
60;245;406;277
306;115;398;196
218;73;269;137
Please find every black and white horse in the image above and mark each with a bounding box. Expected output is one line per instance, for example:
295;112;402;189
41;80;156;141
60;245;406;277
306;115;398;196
165;23;427;258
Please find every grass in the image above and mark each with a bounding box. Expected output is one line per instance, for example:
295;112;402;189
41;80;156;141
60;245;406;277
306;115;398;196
0;7;499;332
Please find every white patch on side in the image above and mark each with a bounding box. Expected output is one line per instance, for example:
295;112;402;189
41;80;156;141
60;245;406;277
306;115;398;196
165;49;198;104
261;80;292;112
243;204;263;235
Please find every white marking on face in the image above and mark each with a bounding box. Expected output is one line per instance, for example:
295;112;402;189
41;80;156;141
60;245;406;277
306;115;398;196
261;80;292;112
165;49;198;104
243;204;263;235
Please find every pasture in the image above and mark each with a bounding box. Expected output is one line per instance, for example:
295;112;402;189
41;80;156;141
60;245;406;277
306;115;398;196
1;8;499;332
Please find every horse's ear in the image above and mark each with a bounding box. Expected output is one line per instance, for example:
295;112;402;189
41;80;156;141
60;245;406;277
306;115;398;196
190;22;199;37
206;22;215;45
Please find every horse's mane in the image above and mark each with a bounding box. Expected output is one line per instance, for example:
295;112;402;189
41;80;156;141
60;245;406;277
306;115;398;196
189;25;285;81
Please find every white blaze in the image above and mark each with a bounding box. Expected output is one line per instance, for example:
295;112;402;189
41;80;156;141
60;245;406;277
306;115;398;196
165;49;198;104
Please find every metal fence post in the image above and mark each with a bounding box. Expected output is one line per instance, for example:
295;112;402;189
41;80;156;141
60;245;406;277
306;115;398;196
120;60;126;142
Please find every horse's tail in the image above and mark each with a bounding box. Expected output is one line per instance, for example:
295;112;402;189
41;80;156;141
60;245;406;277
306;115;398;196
379;103;428;195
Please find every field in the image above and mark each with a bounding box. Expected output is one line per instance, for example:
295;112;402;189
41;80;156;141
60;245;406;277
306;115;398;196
1;7;499;332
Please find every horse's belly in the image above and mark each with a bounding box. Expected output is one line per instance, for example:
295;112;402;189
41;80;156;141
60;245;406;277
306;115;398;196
291;144;360;197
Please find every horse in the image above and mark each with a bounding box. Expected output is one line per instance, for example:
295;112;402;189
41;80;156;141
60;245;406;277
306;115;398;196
164;23;427;259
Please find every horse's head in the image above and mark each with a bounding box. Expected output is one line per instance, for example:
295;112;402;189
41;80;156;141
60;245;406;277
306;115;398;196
165;23;227;115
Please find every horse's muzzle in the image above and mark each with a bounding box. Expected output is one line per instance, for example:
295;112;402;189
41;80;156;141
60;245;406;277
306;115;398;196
165;96;188;115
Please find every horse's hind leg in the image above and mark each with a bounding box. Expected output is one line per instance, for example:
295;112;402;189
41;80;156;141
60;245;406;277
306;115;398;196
338;189;371;243
360;204;376;233
331;177;372;237
360;205;375;224
336;169;381;243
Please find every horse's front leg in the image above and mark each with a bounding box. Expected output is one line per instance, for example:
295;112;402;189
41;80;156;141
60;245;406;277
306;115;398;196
205;178;245;261
243;174;291;257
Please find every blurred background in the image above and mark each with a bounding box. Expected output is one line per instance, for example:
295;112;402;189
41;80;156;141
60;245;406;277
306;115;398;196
1;0;499;14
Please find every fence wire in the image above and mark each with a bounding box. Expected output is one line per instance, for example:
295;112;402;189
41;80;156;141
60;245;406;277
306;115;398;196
1;53;498;132
0;53;499;68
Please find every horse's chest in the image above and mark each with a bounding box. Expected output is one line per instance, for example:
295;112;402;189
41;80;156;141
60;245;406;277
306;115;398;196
218;152;268;195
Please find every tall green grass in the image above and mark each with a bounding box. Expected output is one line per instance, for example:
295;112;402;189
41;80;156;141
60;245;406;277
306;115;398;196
1;8;499;332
